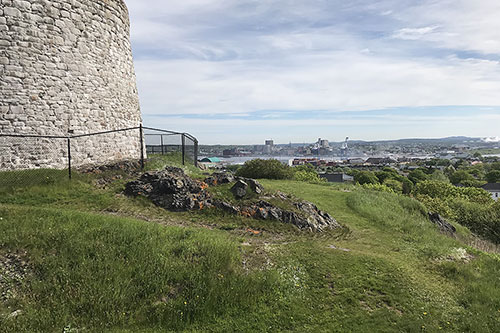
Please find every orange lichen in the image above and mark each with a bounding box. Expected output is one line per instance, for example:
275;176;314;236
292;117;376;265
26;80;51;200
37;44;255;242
246;228;261;235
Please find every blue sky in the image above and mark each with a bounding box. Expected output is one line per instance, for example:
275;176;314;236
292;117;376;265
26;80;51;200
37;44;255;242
126;0;500;144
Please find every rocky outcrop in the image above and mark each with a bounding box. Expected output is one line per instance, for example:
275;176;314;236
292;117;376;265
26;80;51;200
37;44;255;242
204;173;264;196
231;180;248;199
240;177;265;195
125;168;340;232
125;167;210;211
239;200;340;232
204;172;235;186
428;212;456;234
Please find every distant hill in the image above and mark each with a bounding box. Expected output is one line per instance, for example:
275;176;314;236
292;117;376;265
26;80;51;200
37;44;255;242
278;136;485;147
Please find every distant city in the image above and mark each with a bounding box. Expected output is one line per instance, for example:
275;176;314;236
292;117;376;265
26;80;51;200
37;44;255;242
198;136;500;166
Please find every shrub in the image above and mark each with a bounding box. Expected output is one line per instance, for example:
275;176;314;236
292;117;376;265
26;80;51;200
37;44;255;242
236;159;293;180
293;170;325;184
383;179;403;193
415;180;492;204
408;169;428;184
415;194;455;219
449;170;474;185
362;183;395;194
354;171;379;185
401;178;414;195
486;170;500;183
448;199;500;244
375;171;395;184
429;170;449;183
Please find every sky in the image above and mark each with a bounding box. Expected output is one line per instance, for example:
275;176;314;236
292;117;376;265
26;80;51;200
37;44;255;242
126;0;500;144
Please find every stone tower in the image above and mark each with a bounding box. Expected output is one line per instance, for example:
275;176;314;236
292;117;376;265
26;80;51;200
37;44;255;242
0;0;142;169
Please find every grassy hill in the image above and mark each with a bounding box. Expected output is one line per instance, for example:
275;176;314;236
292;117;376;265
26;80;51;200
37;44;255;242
0;156;499;332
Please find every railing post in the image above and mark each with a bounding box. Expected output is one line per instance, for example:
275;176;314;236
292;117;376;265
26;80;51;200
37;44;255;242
139;124;145;170
181;133;186;166
194;139;198;167
161;134;164;155
67;137;72;180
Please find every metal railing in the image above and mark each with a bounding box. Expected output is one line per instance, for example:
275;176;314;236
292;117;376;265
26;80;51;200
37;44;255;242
0;125;198;188
144;127;198;167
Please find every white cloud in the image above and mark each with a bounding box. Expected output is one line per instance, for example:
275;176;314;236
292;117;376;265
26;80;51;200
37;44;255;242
392;26;439;40
124;0;500;143
135;53;500;116
392;0;500;54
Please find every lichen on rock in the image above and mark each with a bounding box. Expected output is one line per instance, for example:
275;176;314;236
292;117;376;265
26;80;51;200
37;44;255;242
125;169;341;232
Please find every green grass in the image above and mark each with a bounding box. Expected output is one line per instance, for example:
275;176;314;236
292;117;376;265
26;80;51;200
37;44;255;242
145;153;204;179
0;205;281;332
1;165;500;332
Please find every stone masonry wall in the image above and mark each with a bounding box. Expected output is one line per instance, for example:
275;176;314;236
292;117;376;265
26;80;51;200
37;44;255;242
0;0;142;170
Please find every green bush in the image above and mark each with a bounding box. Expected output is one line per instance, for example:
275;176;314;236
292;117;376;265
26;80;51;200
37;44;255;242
415;180;492;204
428;170;449;183
449;170;474;185
486;170;500;183
236;159;294;180
401;178;414;195
408;169;429;184
354;171;379;185
293;170;325;184
383;179;403;193
415;194;455;219
415;181;499;244
362;183;395;194
448;199;500;243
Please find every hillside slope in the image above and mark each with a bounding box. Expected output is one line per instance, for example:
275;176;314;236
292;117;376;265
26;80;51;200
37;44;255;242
0;161;499;332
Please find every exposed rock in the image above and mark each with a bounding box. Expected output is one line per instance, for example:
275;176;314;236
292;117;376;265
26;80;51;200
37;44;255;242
428;212;456;234
125;167;210;211
238;177;264;195
231;180;248;199
213;200;240;215
125;169;340;232
240;200;340;232
204;172;235;186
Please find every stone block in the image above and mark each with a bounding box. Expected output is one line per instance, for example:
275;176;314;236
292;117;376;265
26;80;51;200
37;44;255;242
3;7;21;17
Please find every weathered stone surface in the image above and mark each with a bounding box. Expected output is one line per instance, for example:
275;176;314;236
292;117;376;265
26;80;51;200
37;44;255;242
0;0;142;171
241;200;340;232
126;170;340;232
428;212;456;234
213;200;240;215
204;172;235;186
231;180;248;199
238;177;264;195
125;167;209;212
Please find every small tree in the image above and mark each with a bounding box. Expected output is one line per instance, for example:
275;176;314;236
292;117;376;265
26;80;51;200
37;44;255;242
449;170;474;185
429;169;449;183
354;171;379;185
236;159;293;180
401;178;414;194
408;169;428;184
384;179;403;193
486;170;500;183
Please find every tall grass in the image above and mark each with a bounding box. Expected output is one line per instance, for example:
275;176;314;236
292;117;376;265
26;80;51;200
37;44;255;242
0;205;279;332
